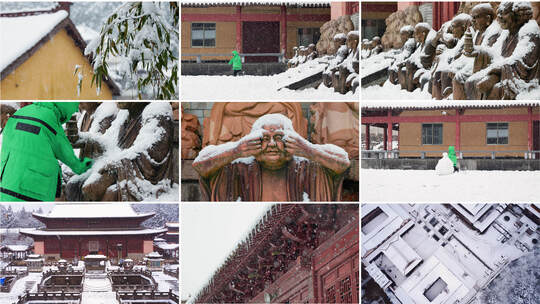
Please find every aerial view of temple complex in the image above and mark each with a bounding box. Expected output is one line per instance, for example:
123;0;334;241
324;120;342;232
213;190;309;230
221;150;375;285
361;203;539;304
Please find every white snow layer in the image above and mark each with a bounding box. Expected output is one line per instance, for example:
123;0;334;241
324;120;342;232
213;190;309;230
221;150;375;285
362;169;540;202
181;59;358;100
0;10;68;72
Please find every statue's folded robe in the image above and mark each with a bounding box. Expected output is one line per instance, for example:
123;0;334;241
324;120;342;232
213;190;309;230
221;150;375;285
200;158;345;202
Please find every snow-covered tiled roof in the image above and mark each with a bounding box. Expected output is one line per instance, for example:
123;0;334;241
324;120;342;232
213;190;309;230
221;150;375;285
156;243;179;250
3;244;30;251
20;227;167;236
0;10;68;72
34;203;154;219
182;0;330;7
166;223;179;228
362;100;540;110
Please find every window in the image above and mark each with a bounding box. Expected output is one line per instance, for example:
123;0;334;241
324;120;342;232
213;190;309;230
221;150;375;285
487;123;508;145
191;23;216;47
361;19;386;40
325;286;336;303
297;28;321;46
422;124;443;145
340;276;352;303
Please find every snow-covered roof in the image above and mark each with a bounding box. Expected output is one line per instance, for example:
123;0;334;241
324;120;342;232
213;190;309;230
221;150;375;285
33;203;154;219
0;8;121;94
166;223;179;228
0;10;68;73
84;254;107;259
156;243;179;250
182;0;330;7
20;227;167;236
146;251;163;258
2;244;30;251
362;100;540;110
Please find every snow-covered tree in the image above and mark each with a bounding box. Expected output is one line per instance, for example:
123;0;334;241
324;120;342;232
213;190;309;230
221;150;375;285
85;1;179;99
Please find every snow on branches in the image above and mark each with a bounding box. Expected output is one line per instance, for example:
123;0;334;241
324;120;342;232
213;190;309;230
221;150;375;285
85;1;179;99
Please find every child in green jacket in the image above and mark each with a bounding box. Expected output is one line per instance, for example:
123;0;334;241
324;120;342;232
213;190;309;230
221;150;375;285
448;146;459;172
0;102;92;201
229;50;242;76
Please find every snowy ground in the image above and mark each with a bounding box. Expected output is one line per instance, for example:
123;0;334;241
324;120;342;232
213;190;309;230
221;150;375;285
361;51;394;78
0;272;41;303
153;271;179;292
181;60;358;100
362;80;432;100
181;203;273;303
362;169;540;202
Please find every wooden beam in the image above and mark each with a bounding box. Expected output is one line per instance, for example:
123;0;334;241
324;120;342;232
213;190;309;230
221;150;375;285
182;13;329;22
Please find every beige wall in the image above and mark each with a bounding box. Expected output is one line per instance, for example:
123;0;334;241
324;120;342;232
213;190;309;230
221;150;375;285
182;21;236;61
398;108;531;157
181;6;329;60
1;29;113;100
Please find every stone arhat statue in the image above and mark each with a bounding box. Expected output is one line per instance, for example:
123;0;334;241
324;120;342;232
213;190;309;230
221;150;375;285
193;114;350;202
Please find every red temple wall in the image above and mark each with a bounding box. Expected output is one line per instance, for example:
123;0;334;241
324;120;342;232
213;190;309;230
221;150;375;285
250;218;359;303
313;220;359;303
40;236;148;259
40;218;146;230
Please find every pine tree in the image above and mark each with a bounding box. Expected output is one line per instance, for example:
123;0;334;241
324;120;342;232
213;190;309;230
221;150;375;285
85;1;179;99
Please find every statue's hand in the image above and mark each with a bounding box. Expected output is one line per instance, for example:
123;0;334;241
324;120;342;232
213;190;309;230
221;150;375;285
284;133;311;158
234;137;262;158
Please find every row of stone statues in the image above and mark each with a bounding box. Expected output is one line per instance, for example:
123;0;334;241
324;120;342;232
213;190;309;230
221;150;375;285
386;1;539;100
361;36;383;59
321;31;359;94
287;44;318;68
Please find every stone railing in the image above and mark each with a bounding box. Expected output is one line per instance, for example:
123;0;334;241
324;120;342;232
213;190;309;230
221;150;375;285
0;269;28;292
109;269;157;292
116;289;179;304
163;267;179;278
14;291;81;304
37;269;84;292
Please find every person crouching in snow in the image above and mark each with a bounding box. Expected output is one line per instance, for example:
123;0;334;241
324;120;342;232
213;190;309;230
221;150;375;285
0;102;93;201
229;50;242;76
448;145;459;172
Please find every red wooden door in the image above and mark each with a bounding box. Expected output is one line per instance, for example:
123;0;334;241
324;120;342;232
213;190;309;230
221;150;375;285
242;21;280;62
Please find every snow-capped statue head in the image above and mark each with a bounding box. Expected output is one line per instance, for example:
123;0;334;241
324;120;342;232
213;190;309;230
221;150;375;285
497;1;533;30
471;3;496;31
251;114;295;170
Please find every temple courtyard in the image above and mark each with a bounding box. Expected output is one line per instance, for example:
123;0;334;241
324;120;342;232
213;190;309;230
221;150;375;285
181;61;358;100
362;169;540;202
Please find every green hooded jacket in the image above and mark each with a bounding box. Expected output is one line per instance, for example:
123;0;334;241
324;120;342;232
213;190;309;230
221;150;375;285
228;51;242;70
0;102;92;201
448;146;457;166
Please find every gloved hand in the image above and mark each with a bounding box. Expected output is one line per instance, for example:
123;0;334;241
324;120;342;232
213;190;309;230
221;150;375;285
73;157;93;175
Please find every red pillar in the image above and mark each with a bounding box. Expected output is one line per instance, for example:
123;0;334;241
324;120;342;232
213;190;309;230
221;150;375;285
432;2;459;30
455;109;461;153
280;5;287;56
236;6;242;52
528;106;533;152
383;127;388;151
387;110;393;151
365;124;371;150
